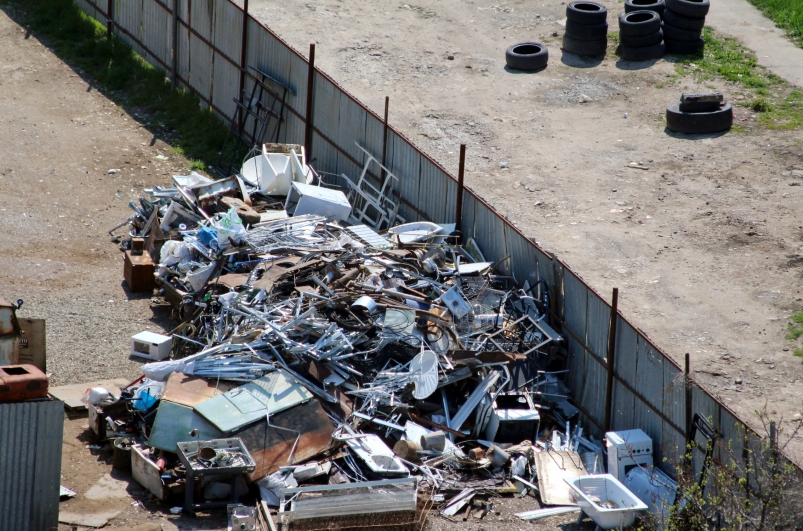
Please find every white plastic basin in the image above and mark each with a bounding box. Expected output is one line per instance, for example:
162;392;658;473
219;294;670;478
564;474;648;529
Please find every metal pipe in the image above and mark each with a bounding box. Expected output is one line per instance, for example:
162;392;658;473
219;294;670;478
603;287;619;433
304;43;316;158
685;352;692;449
455;144;466;234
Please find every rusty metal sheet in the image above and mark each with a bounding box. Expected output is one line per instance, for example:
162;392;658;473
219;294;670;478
0;335;19;366
160;372;236;408
234;398;334;481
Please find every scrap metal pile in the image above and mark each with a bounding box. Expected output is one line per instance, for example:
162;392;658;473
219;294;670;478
96;143;626;529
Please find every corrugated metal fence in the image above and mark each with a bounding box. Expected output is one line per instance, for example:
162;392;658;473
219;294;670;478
0;400;64;531
72;0;797;475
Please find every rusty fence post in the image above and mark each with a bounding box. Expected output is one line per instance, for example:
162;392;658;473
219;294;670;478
238;0;249;133
107;0;113;38
455;144;466;234
603;287;619;433
171;0;179;90
304;43;316;159
381;96;389;185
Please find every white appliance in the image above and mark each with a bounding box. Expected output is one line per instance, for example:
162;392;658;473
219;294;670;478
130;331;172;361
605;429;653;480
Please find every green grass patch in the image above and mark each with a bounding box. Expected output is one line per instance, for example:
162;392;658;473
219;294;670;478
672;27;803;130
787;312;803;340
0;0;232;171
746;0;803;47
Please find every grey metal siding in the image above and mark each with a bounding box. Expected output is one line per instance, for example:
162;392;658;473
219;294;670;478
0;400;64;531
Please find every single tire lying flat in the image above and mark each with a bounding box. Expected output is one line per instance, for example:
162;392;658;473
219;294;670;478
663;8;705;31
666;102;732;134
624;0;666;16
619;11;662;36
662;22;702;41
620;29;663;47
665;0;710;17
505;42;549;71
621;42;666;61
664;37;705;54
562;34;608;56
565;20;609;40
566;1;608;25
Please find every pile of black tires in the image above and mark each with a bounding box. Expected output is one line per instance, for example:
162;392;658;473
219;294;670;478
562;1;609;57
620;0;665;60
663;0;709;55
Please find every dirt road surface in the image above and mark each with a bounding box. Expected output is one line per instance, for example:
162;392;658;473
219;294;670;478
239;0;803;463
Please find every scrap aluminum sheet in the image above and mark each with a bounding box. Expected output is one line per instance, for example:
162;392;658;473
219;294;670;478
0;400;64;531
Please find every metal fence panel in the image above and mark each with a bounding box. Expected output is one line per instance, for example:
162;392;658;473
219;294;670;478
663;362;685;438
635;337;664;411
586;291;609;361
188;32;213;105
581;352;608;430
562;271;588;348
460;193;478;244
336;95;368;166
614;318;638;385
210;54;238;120
633;394;664;452
505;228;539;288
0;400;64;531
474;205;508;275
564;334;585;420
418;159;449;224
213;0;242;62
612;379;636;432
189;0;214;41
115;0;144;57
141;0;170;69
75;0;106;22
363;113;386;171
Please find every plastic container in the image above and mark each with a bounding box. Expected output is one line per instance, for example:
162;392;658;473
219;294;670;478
564;474;648;529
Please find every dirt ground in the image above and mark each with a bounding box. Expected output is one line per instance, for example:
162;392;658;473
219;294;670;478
3;0;803;528
237;0;803;463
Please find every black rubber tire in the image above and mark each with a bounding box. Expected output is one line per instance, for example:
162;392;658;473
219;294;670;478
619;11;662;36
566;2;608;25
621;42;666;61
679;101;722;112
666;102;732;134
505;42;549;71
663;8;705;30
664;37;705;54
562;34;608;56
624;0;666;16
565;20;609;40
620;29;663;47
665;0;710;17
662;22;702;41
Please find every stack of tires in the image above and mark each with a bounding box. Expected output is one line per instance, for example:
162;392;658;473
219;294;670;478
663;0;709;55
618;9;665;61
563;2;608;57
666;92;732;134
